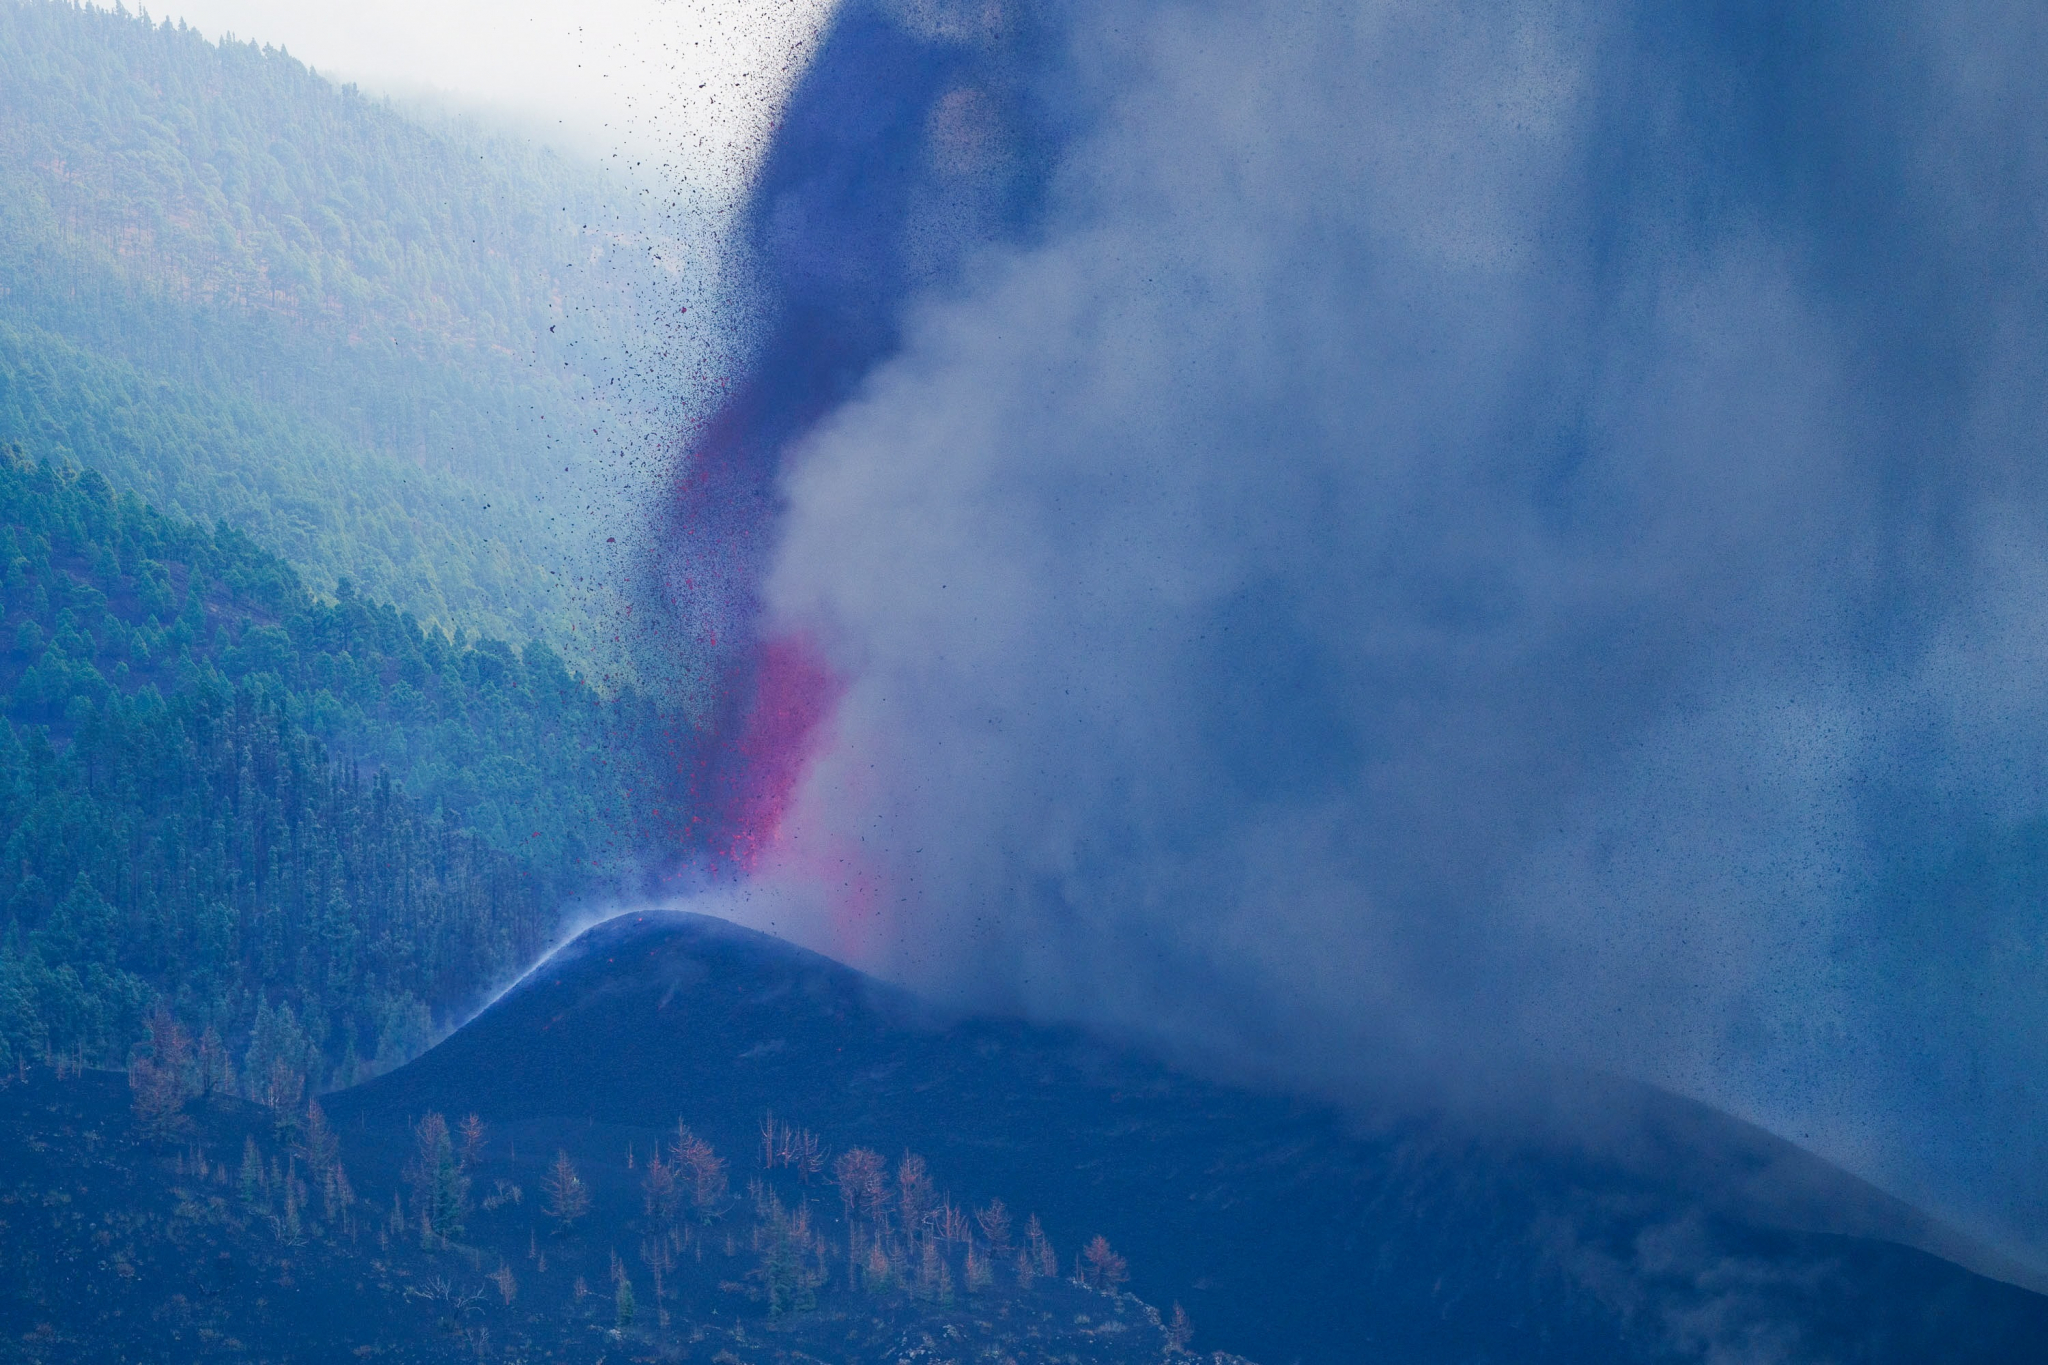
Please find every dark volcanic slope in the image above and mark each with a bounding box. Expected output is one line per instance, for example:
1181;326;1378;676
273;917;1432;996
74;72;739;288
332;911;2048;1365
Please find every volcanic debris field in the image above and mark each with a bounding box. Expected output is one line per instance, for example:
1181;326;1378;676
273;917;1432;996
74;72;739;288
0;913;2044;1363
0;1073;1219;1363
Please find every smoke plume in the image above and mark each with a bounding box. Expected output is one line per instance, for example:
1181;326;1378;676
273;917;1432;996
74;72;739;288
666;0;2048;1259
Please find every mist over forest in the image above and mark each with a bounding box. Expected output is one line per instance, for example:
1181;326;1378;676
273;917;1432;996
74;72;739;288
0;2;2046;1362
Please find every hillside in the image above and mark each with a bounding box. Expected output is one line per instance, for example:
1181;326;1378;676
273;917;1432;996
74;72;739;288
0;1065;1225;1364
0;450;690;1093
0;0;678;645
333;911;2048;1365
6;912;2045;1363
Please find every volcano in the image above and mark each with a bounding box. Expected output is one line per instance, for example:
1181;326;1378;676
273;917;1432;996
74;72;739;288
329;911;2048;1364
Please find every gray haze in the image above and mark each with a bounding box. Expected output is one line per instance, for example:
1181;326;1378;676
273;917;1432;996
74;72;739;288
737;0;2048;1256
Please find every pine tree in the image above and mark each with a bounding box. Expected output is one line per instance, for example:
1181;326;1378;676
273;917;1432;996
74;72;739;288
127;1008;193;1138
964;1241;992;1292
238;1135;264;1209
834;1147;887;1226
296;1098;338;1175
614;1255;636;1326
670;1124;727;1217
642;1152;679;1229
407;1112;468;1242
897;1152;934;1236
280;1166;304;1245
1081;1235;1130;1292
974;1196;1012;1252
457;1113;486;1168
194;1026;231;1098
866;1240;894;1292
1027;1214;1057;1279
1166;1302;1194;1354
328;1161;355;1232
542;1149;589;1229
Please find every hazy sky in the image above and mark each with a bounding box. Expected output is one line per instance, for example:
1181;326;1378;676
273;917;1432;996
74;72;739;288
153;0;834;181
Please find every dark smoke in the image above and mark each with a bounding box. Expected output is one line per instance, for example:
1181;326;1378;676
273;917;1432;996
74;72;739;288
663;0;2048;1260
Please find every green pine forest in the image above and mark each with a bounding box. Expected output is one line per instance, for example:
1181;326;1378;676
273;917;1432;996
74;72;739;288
0;447;688;1088
0;3;699;1096
0;0;680;645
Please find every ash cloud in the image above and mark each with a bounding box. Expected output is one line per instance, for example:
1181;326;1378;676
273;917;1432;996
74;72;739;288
704;0;2048;1258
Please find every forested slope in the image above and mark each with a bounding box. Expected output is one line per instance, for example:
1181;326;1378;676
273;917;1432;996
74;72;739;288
0;0;672;643
0;319;548;643
0;450;688;1092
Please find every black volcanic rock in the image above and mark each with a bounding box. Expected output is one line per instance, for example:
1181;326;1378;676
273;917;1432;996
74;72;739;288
0;1068;1230;1365
333;910;2048;1365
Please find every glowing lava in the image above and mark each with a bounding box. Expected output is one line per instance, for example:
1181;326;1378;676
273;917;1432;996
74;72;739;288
718;632;842;871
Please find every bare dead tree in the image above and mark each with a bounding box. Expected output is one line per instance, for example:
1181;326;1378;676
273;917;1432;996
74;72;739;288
405;1276;488;1316
640;1234;676;1329
789;1126;827;1184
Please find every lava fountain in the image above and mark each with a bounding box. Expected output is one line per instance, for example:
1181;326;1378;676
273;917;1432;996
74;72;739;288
651;1;1066;948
